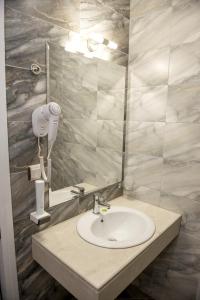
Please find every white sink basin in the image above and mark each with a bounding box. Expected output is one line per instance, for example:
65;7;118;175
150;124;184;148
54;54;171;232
77;206;155;249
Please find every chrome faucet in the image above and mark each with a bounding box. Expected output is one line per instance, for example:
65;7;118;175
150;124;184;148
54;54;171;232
93;194;110;215
71;185;85;197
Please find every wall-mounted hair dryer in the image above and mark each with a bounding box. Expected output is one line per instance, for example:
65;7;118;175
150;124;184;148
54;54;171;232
32;102;61;146
30;102;61;225
32;102;61;182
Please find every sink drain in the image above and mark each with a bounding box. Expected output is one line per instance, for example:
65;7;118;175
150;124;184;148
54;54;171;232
108;237;118;242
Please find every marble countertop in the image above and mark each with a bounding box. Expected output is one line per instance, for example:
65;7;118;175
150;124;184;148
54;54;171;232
32;196;181;296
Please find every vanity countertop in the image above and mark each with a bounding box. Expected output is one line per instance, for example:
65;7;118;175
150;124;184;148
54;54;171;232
32;197;181;300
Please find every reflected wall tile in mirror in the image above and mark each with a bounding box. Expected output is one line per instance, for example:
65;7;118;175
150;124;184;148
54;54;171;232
6;0;80;32
124;154;163;192
129;47;170;88
99;0;130;19
126;122;165;156
97;89;125;121
98;60;126;90
97;120;124;152
63;118;97;148
96;147;123;186
164;123;200;162
169;40;200;86
129;7;171;57
5;7;70;70
166;85;200;123
171;0;200;46
161;160;200;203
62;52;98;91
6;66;46;122
61;84;97;120
80;1;129;53
51;143;97;190
127;86;168;122
131;0;172;18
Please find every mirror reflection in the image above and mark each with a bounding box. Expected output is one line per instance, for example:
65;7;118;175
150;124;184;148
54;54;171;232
47;42;126;207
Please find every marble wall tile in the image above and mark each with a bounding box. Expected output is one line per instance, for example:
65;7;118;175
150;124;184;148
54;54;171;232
124;185;161;207
171;0;200;46
10;171;36;220
164;123;200;161
126;122;165;156
80;0;129;53
166;85;200;123
52;143;97;189
127;86;168;122
131;0;172;18
97;120;124;151
97;60;126;90
124;155;163;193
97;89;125;121
99;0;130;19
6;0;80;32
60;85;97;120
169;39;200;86
129;47;170;88
8;121;45;173
129;7;171;57
5;7;70;70
62;118;97;148
96;147;123;185
161;160;200;203
6;66;46;122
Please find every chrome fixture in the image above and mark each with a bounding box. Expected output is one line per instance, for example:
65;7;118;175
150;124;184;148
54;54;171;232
93;193;111;215
71;185;85;197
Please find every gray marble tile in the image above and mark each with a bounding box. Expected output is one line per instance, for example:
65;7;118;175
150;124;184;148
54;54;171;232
95;147;123;186
127;86;167;122
51;141;97;190
80;0;129;53
129;47;170;88
171;0;200;46
5;7;70;70
100;0;130;19
161;160;200;203
166;85;200;123
124;186;161;207
164;123;200;161
160;192;200;235
10;171;36;220
97;120;124;151
131;0;172;18
126;122;165;156
98;60;126;91
124;154;163;193
6;0;80;32
129;7;171;57
8;121;46;173
169;39;200;86
97;89;125;121
62;118;97;148
6;66;47;122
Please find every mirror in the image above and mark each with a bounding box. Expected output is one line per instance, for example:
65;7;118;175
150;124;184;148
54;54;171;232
47;42;126;207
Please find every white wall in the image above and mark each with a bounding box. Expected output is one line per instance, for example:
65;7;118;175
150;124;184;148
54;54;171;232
0;0;19;299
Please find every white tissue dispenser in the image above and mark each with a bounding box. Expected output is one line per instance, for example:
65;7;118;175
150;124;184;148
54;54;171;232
30;180;51;225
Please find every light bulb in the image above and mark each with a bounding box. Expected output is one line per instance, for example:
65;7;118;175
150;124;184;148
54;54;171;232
108;40;118;50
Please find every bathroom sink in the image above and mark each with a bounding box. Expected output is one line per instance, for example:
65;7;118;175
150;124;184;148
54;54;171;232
77;206;155;249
